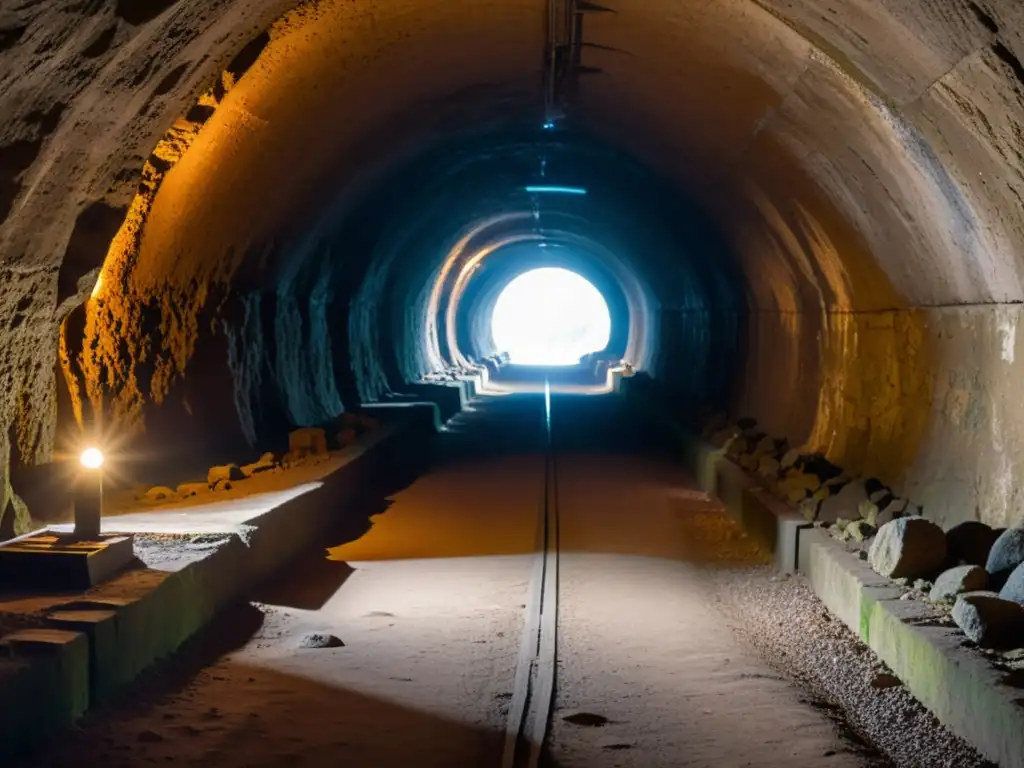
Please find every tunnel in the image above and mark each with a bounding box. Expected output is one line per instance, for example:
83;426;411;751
1;0;1024;764
3;0;1023;533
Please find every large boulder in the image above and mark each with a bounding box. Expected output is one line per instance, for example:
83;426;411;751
818;481;868;524
951;591;1024;648
999;562;1024;607
289;427;328;457
868;517;947;579
929;565;989;603
985;527;1024;589
946;521;1000;567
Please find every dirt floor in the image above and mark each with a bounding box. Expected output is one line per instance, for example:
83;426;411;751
15;395;988;767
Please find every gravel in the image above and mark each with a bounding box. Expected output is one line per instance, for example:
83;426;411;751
133;533;235;571
704;565;994;768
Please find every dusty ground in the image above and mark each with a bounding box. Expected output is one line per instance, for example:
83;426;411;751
14;395;989;767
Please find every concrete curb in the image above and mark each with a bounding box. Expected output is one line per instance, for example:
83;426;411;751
799;528;1024;768
622;382;1024;767
0;411;436;759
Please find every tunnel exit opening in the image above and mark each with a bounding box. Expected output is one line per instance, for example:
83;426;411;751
490;267;611;366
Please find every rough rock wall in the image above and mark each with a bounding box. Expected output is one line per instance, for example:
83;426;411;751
0;0;295;531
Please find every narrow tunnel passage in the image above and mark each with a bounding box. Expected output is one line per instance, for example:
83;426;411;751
2;0;1024;765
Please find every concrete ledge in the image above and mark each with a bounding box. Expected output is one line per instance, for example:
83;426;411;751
404;381;466;422
363;400;444;433
0;629;89;751
0;415;429;759
799;528;1024;768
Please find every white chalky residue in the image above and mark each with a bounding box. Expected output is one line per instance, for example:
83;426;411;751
998;308;1017;363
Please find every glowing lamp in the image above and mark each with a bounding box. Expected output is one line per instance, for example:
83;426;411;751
80;447;104;470
73;445;105;540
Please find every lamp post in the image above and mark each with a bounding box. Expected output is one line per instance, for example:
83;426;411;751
74;446;104;540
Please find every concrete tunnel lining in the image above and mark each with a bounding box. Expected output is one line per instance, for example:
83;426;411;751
0;0;1022;532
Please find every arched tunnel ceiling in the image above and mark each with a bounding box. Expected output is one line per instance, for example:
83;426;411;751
1;0;1024;530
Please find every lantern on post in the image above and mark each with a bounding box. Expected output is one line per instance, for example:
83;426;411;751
74;446;105;540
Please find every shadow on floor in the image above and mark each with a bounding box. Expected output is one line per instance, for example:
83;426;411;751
15;599;539;768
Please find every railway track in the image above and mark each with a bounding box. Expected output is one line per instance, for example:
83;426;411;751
501;380;561;768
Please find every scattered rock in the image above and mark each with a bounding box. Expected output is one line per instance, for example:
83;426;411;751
952;592;1024;648
723;434;748;458
876;498;908;527
289;427;328;457
864;477;886;496
736;416;757;431
870;672;901;689
869;488;892;505
798;497;822;522
846;519;876;542
207;464;243;486
240;453;278;478
144;486;175;503
930;565;989;603
819;481;868;524
298;632;344;649
946;520;1000;567
212;479;232;492
801;455;843;483
903;502;923;518
999;562;1024;607
176;482;207;498
859;500;879;526
780;449;801;469
913;578;932;592
562;712;609;727
986;527;1024;590
335;427;358;447
868;517;947;579
778;471;821;500
710;426;740;448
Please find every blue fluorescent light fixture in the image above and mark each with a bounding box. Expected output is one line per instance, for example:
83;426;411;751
524;185;587;195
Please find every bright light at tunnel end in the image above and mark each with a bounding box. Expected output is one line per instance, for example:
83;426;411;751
491;267;611;366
